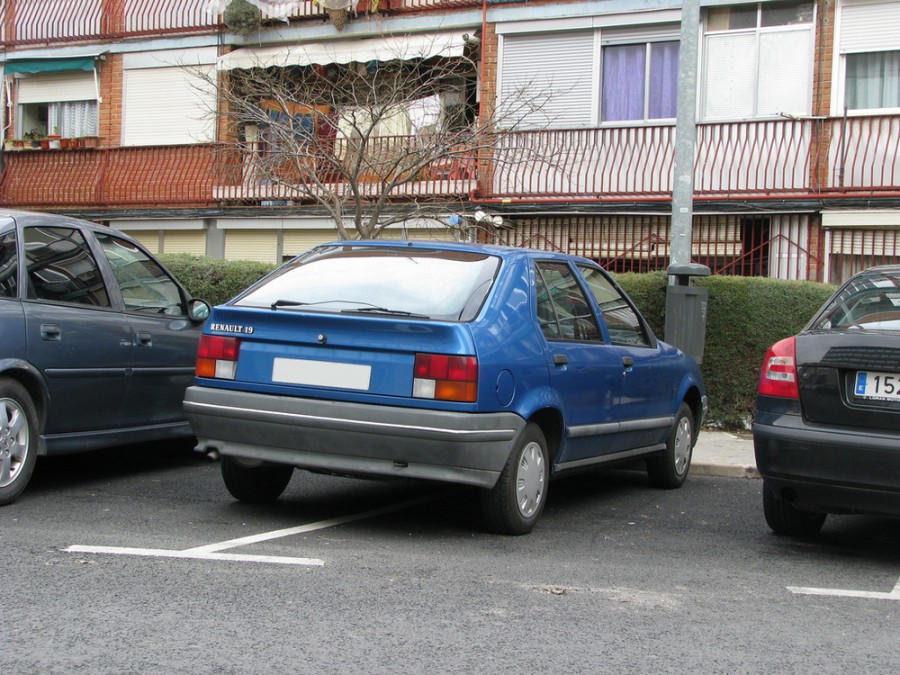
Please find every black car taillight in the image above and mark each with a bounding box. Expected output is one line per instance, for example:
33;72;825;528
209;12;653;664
758;337;799;399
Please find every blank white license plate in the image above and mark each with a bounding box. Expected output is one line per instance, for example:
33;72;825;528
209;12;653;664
854;370;900;400
272;357;371;391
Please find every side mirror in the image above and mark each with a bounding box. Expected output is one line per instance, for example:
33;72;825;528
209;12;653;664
188;299;211;322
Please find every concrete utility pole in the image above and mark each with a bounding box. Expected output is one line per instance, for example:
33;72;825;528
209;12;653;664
665;0;710;363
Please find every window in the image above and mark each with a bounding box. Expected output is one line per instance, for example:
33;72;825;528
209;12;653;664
95;233;186;315
24;227;110;307
535;262;601;342
578;265;650;346
602;41;679;122
15;71;99;138
845;51;900;111
0;231;18;298
703;1;814;119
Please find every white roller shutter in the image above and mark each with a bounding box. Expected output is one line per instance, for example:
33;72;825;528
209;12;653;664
17;72;96;103
225;231;278;262
163;231;207;255
283;230;338;257
758;29;812;116
840;0;900;52
122;65;216;146
704;33;757;118
499;30;596;129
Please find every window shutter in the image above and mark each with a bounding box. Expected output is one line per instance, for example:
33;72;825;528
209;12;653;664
758;29;812;116
224;231;278;263
840;0;900;52
499;30;595;129
283;230;338;257
17;72;96;103
122;66;215;146
703;33;756;118
162;231;207;256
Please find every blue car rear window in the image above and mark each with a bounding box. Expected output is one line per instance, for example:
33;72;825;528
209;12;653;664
234;245;501;322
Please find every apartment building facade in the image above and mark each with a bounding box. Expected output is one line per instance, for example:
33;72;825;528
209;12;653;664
0;0;897;283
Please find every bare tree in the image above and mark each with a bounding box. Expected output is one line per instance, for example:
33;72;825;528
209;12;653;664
201;37;554;240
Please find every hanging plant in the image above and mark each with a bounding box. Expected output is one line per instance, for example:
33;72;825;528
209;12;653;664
224;0;263;35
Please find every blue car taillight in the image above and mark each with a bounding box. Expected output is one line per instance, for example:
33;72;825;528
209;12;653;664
196;335;240;380
413;353;478;403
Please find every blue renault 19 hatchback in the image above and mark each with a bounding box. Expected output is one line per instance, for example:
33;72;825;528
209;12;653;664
185;241;707;534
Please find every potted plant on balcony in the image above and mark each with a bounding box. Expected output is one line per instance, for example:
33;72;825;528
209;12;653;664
48;126;62;150
24;128;45;149
79;136;100;149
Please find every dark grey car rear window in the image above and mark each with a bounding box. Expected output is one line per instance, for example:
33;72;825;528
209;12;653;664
235;245;500;322
811;270;900;331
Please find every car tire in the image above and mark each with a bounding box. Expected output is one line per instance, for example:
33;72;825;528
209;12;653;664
221;456;294;504
762;481;826;537
0;378;39;507
647;402;694;489
480;422;549;535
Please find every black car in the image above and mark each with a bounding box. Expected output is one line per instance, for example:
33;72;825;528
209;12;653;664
753;265;900;536
0;209;209;505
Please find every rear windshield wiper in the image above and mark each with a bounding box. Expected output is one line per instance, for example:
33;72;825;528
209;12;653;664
340;306;430;319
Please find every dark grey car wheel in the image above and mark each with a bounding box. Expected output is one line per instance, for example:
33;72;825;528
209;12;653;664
0;378;39;506
647;402;694;489
221;456;294;503
762;481;826;537
480;422;549;535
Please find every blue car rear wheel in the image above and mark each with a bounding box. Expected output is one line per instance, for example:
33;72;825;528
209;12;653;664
480;422;549;535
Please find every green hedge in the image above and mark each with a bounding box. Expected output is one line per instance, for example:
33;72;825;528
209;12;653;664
161;255;836;429
160;254;276;308
615;273;835;428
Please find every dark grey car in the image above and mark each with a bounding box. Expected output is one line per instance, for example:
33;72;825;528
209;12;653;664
0;209;209;505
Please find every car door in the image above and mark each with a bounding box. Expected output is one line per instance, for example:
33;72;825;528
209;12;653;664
577;264;675;452
93;232;203;428
534;260;626;466
22;224;131;437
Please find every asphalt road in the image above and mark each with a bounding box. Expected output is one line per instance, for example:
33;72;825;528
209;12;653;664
2;443;899;674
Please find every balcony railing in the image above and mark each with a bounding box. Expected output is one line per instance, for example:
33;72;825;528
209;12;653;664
1;115;898;210
487;115;900;203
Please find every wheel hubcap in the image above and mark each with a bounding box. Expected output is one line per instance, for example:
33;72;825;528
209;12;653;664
673;416;692;476
515;441;545;518
0;398;29;488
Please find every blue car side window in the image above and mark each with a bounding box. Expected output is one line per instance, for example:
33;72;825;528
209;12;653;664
24;226;111;307
535;262;601;342
0;231;17;298
95;233;186;316
578;265;650;347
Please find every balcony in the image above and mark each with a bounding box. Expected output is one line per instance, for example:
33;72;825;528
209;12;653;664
0;0;483;46
1;115;897;210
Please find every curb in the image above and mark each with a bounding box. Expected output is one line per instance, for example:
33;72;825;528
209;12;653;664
692;462;760;479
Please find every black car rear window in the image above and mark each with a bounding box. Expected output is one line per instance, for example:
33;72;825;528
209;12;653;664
234;245;501;322
811;270;900;331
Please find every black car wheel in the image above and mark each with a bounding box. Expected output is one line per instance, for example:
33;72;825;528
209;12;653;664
762;481;826;537
647;402;694;489
221;456;294;503
0;378;39;506
480;422;549;535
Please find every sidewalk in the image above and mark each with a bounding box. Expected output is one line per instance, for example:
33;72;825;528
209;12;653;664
692;430;759;479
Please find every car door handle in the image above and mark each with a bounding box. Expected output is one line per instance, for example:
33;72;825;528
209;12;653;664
40;323;61;341
135;332;152;347
622;356;634;368
553;354;568;366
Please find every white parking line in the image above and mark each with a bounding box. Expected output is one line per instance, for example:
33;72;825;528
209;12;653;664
63;490;453;566
788;574;900;600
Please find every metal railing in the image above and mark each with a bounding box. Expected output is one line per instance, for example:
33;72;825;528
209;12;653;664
1;116;897;207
